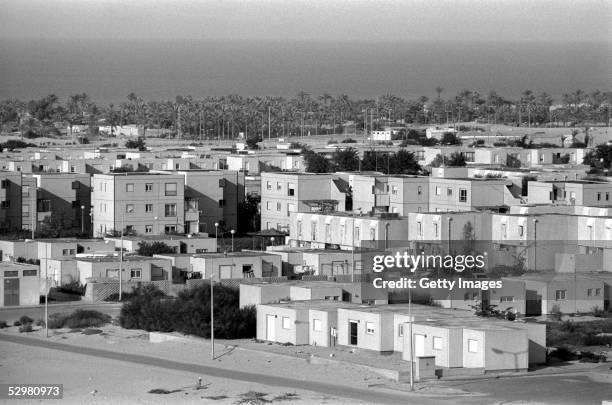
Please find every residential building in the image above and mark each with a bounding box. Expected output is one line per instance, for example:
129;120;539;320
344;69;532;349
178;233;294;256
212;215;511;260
260;172;347;233
527;180;612;206
76;255;172;285
92;173;186;237
0;172;23;232
0;262;39;307
189;252;282;280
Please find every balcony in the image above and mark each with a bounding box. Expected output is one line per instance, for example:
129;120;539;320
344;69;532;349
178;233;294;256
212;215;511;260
374;194;390;207
184;199;199;221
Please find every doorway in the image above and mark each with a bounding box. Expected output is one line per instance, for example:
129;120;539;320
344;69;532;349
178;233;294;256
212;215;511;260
4;278;19;306
349;320;358;345
266;315;276;341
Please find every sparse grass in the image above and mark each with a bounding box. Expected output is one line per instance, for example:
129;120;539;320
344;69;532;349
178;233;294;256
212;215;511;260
206;395;229;401
234;391;271;405
148;388;181;395
272;393;300;401
82;328;103;335
546;318;612;347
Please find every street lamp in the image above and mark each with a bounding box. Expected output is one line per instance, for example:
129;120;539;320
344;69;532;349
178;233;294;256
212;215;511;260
211;221;219;360
214;222;219;252
533;219;538;272
230;229;235;252
80;205;85;234
270;237;275;247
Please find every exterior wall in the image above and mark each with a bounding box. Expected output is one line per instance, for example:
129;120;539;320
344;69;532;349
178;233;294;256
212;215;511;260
260;172;341;232
492;279;527;315
0;240;38;262
43;259;77;284
0;264;39;307
92;173;185;237
428;178;509;212
337;309;394;352
77;257;171;285
289;286;343;301
544;278;605;314
388;176;429;215
308;309;335;347
239;284;291;308
405;324;463;368
191;254;281;281
290;212;408;251
179;170;245;234
0;172;23;232
483;329;528;371
21;176;37;232
256;305;309;345
462;329;485;368
31;173;92;234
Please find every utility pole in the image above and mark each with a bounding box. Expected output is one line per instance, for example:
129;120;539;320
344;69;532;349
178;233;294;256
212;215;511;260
119;211;124;301
268;106;271;141
212;222;219;360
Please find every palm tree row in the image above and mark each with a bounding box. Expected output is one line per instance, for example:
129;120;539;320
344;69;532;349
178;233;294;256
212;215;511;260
1;89;610;140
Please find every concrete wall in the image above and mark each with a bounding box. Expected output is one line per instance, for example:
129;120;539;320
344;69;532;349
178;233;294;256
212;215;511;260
483;329;528;371
462;329;485;368
309;309;336;347
0;264;39;307
239;284;291;308
256;305;309;345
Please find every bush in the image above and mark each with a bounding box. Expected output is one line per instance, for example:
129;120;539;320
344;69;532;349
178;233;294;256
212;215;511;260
119;283;256;339
35;319;45;327
19;315;34;325
57;280;86;296
19;324;33;333
341;138;357;143
47;309;111;329
592;306;607;318
0;320;8;328
13;320;21;327
579;351;607;363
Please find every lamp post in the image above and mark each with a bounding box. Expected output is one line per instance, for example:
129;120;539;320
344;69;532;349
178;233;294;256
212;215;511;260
408;276;414;391
214;222;219;252
80;205;85;234
230;229;235;252
533;219;538;272
119;211;124;302
270;237;275;247
211;221;219;360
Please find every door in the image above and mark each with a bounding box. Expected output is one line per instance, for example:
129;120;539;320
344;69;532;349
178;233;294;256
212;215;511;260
4;278;19;306
414;334;426;358
349;321;358;345
266;315;276;341
219;265;233;279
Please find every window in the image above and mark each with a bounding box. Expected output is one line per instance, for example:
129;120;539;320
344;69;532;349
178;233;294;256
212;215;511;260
276;202;281;211
22;186;29;197
595;288;601;296
62;249;70;256
391;186;398;195
126;183;134;192
145;204;153;212
4;271;18;277
164;225;176;234
145;183;153;192
297;221;303;238
398;324;404;337
106;269;119;279
0;201;9;209
38;199;51;212
125;225;134;233
587;288;592;296
218;178;226;188
435;186;441;196
464;292;478;301
433;336;443;350
369;227;376;241
447;188;453;196
597;192;601;201
23;205;29;217
165;203;177;217
70;249;75;255
313;319;322;331
311;225;317;241
417;186;422;195
126;204;134;213
219;199;225;207
145;225;153;234
459;189;468;202
165;183;177;196
434;222;439;238
287;203;296;216
500;296;514;302
276;182;282;190
23;270;37;276
518;225;524;237
365;322;375;334
130;268;142;278
266;181;272;190
417;222;423;237
0;180;8;189
355;226;360;241
70;166;76;173
468;339;478;353
288;183;295;196
282;317;291;329
607;193;610;201
555;290;567;300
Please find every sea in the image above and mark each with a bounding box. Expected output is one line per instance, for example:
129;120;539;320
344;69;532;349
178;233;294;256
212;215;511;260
0;38;610;105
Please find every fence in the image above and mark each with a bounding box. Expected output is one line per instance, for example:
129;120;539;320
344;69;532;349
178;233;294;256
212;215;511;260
84;279;170;302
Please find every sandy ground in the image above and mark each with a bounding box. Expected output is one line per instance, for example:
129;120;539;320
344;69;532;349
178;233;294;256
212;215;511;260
0;340;350;405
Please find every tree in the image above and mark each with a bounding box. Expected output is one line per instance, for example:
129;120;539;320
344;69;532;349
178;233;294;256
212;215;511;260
430;152;466;167
125;137;146;151
237;194;260;234
136;241;175;256
440;132;461;145
388;150;420;174
583;143;612;173
332;147;359;171
305;152;332;173
245;134;261;149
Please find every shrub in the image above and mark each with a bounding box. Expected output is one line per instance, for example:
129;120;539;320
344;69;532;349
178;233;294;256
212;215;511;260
35;319;45;327
13;320;21;327
47;310;111;329
592;306;607;318
0;321;8;328
19;324;33;333
579;351;607;363
19;315;34;325
550;304;562;321
548;346;577;362
119;283;256;339
341;138;357;143
57;280;86;296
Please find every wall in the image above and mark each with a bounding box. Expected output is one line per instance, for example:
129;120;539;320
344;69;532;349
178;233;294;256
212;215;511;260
239;284;291;308
256;305;309;345
462;329;485;368
309;309;335;347
483;329;528;371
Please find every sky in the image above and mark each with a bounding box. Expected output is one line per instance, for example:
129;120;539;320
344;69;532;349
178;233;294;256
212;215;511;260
1;0;611;42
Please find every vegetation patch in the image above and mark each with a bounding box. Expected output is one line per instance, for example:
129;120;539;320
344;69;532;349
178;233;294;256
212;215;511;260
48;309;112;329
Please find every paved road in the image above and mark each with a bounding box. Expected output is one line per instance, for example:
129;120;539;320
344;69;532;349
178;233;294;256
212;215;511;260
441;372;612;405
0;302;122;323
0;333;440;405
